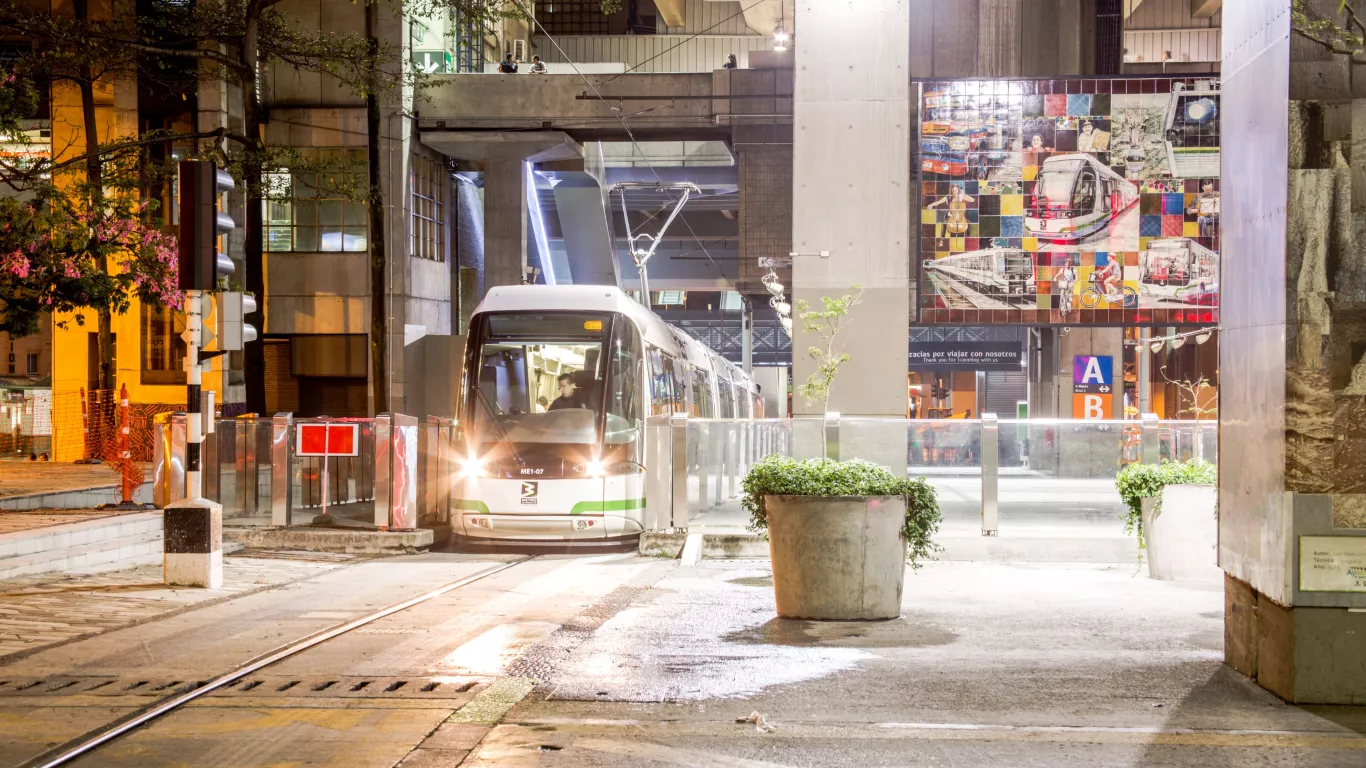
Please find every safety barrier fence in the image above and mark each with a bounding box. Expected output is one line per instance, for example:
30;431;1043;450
155;413;440;530
655;414;1216;535
154;412;1214;535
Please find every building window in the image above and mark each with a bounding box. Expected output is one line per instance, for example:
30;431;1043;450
410;155;445;261
535;1;610;35
25;353;37;374
141;302;187;385
264;149;368;253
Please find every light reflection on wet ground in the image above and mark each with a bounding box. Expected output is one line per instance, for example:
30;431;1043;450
544;564;885;702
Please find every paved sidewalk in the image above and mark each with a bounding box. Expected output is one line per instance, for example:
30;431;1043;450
0;550;361;659
0;462;138;499
0;509;130;535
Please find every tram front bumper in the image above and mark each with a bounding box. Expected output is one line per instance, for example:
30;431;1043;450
456;512;643;541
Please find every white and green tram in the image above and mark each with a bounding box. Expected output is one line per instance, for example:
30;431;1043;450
453;285;762;545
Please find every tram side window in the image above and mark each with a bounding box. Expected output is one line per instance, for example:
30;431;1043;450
691;367;714;418
665;356;686;413
606;321;642;441
716;374;734;419
646;346;673;416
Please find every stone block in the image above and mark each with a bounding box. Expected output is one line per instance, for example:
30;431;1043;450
1224;573;1256;679
1256;595;1296;701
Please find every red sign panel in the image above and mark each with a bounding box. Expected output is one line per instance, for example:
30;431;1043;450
296;423;360;457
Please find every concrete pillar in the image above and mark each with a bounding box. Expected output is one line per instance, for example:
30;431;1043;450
792;0;910;422
552;180;619;286
418;132;582;299
483;157;528;291
1218;1;1366;705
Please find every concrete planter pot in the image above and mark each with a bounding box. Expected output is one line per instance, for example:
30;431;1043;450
1141;484;1219;582
764;495;907;620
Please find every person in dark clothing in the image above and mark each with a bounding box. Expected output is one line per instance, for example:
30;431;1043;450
499;53;518;74
722;54;737;70
548;373;579;410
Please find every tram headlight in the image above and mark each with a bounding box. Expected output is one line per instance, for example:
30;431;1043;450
583;459;607;478
457;456;486;479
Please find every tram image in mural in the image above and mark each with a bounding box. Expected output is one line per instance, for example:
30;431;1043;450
917;77;1220;325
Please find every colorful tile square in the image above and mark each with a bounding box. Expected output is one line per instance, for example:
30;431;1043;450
1066;94;1092;116
1140;215;1163;237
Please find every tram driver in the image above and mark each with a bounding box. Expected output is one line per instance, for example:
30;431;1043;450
549;373;581;411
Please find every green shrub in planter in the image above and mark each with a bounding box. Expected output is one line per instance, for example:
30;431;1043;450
1114;458;1216;545
740;456;942;567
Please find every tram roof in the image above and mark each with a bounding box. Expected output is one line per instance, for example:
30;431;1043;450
472;285;755;391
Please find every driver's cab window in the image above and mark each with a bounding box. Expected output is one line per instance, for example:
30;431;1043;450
478;342;600;416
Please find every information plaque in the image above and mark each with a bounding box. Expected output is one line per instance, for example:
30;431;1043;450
1299;536;1366;592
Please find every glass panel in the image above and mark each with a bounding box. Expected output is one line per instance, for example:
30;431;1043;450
343;228;367;251
293;226;318;252
319;200;343;226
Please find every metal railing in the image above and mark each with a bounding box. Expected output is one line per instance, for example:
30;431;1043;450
154;411;1215;537
643;413;1216;536
155;412;450;530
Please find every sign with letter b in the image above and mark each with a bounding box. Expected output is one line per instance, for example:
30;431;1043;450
1072;356;1114;420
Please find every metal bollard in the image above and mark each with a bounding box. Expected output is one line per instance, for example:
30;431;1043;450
670;413;689;530
980;413;999;537
824;411;841;461
270;412;293;526
1141;412;1160;464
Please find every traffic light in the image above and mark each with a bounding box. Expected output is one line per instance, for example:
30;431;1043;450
178;160;236;291
215;291;258;351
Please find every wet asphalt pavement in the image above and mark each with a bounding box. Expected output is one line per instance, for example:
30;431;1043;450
5;554;1362;767
466;559;1366;767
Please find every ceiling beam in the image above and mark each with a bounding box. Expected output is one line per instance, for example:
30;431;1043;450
1190;0;1222;19
654;0;686;28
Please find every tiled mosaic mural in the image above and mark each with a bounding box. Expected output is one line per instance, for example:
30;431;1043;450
918;77;1220;326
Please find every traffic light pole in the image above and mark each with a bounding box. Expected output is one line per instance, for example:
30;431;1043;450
184;289;204;500
165;159;237;589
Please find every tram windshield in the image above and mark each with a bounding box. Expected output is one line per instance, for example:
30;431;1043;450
1035;158;1086;207
467;312;639;448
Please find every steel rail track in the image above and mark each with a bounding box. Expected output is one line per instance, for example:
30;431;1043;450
20;555;536;768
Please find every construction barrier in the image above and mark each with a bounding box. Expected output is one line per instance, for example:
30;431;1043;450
41;388;181;495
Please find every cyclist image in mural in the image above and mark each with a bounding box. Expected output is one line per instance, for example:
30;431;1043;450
917;77;1220;325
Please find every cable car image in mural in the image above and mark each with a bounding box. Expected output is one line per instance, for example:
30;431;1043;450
1165;81;1220;179
917;77;1220;326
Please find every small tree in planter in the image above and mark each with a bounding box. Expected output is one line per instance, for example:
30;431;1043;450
741;456;942;620
796;285;864;414
1115;459;1217;581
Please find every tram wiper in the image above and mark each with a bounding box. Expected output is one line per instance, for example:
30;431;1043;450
471;382;526;469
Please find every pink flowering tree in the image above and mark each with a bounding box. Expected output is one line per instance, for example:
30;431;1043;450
0;191;181;338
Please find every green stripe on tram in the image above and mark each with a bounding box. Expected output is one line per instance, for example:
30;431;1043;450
570;498;646;516
452;499;490;514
